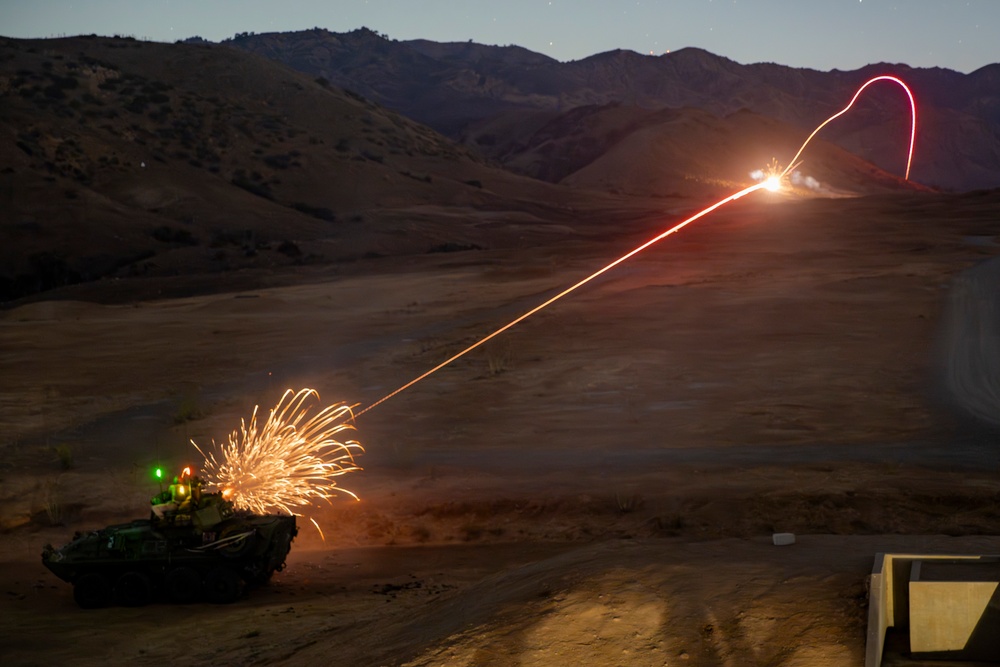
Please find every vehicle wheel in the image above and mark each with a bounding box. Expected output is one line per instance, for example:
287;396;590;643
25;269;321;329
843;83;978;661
204;567;243;604
73;572;111;609
114;571;152;607
164;566;202;604
218;522;256;559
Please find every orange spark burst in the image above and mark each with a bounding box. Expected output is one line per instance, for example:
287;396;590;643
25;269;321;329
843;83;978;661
751;158;789;192
191;389;363;519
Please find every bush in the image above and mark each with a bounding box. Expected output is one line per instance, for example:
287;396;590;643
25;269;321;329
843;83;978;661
151;226;198;245
290;202;336;221
401;170;432;183
28;252;80;291
42;84;67;100
52;444;74;470
276;240;301;257
126;95;149;113
231;175;273;200
41;477;65;525
263;153;293;169
427;242;482;254
47;74;79;90
172;391;204;424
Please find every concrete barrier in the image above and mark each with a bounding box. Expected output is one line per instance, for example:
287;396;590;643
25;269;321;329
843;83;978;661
865;553;1000;667
909;558;1000;660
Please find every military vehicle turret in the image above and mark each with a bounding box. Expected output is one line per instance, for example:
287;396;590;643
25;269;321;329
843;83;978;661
42;470;297;608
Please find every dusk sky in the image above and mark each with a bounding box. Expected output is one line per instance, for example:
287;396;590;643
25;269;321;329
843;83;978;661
2;1;998;73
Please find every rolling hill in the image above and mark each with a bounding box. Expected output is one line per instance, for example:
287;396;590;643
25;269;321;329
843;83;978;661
0;35;620;302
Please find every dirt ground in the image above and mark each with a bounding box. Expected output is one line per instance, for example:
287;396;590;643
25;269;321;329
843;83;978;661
2;191;1000;666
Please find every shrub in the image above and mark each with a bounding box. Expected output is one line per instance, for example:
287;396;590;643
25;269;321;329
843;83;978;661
290;202;336;221
125;95;149;113
276;240;301;257
52;444;74;470
401;170;432;183
615;492;644;514
42;84;67;100
483;338;513;376
231;175;273;200
427;242;482;254
29;252;80;291
172;391;204;424
263;153;292;169
151;226;198;245
47;74;79;90
41;478;65;525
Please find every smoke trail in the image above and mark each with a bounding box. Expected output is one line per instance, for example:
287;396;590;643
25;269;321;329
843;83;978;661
790;171;822;191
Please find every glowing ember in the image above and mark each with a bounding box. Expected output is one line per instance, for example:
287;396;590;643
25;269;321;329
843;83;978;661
191;389;363;520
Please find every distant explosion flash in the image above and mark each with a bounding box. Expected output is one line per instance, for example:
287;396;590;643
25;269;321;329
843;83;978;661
191;76;918;527
750;158;786;192
191;389;363;538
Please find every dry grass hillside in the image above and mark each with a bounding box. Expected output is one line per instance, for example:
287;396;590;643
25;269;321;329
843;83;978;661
0;36;632;303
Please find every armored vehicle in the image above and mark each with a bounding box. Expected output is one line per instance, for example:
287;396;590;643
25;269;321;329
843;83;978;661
42;476;297;608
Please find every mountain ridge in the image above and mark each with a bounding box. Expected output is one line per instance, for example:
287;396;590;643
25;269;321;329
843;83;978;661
0;32;985;303
225;28;1000;190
